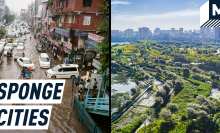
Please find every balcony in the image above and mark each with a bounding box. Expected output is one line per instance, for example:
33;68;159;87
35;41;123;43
55;22;79;29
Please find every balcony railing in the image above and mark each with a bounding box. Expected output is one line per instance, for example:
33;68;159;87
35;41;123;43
55;22;79;29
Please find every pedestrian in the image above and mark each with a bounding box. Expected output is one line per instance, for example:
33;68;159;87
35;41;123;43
75;76;80;87
30;36;31;40
50;57;52;66
93;78;98;94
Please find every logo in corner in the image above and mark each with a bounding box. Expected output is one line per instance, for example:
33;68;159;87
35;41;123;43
200;0;220;27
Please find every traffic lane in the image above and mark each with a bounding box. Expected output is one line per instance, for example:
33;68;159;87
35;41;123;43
0;33;53;79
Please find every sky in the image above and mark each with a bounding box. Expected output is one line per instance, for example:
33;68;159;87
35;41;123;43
6;0;34;15
111;0;208;31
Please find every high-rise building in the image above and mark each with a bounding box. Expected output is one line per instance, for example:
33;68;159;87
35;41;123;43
138;27;149;39
215;27;220;40
179;28;183;34
124;29;133;38
200;27;207;34
154;28;160;35
0;0;5;21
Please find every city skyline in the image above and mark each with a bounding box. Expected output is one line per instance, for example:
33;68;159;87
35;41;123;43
111;0;208;31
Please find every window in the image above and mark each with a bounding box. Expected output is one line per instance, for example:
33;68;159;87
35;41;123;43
58;68;64;72
70;67;77;71
83;0;92;7
66;0;69;7
64;37;68;42
83;16;91;25
72;15;75;23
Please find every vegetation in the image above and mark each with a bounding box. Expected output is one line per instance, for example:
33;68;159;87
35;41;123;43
111;39;220;133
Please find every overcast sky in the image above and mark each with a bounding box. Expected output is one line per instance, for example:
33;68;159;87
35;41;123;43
111;0;208;31
6;0;34;14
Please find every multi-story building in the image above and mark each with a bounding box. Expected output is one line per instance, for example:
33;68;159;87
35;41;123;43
179;28;183;34
124;28;133;38
138;27;149;39
0;0;5;21
46;0;105;68
215;27;220;40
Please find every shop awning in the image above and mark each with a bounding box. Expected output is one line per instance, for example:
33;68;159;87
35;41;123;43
85;38;97;50
74;32;88;36
55;27;69;38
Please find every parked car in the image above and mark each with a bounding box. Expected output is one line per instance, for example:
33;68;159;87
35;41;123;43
22;35;27;40
39;53;50;68
12;40;19;47
6;43;13;50
0;39;7;46
19;38;25;44
17;43;24;50
45;64;79;79
17;57;35;70
14;51;25;61
36;43;45;52
3;47;10;55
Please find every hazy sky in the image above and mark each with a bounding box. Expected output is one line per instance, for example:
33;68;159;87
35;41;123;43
6;0;34;14
111;0;208;31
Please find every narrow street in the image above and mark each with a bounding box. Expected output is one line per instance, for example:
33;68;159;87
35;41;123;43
0;32;87;133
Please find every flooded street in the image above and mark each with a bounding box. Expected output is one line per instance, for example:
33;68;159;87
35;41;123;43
0;32;86;133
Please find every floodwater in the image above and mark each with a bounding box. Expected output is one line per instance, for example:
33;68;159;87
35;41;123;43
0;32;86;133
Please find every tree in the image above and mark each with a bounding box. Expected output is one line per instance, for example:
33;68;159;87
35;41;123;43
94;1;109;81
192;66;199;73
198;110;208;120
155;97;163;105
160;109;172;120
176;67;182;75
183;68;190;75
155;89;166;97
165;80;173;87
209;71;216;79
138;83;144;89
130;87;137;96
155;66;163;74
145;73;150;80
167;103;179;112
118;49;122;55
187;107;198;120
175;78;184;88
163;84;171;95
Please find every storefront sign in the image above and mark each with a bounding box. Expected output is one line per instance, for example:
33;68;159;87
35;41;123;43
67;39;72;49
63;48;70;54
85;39;97;50
74;32;88;36
42;30;44;36
88;33;104;43
41;0;48;2
42;3;46;18
55;27;69;38
50;23;55;29
76;55;82;60
55;41;59;46
92;59;101;69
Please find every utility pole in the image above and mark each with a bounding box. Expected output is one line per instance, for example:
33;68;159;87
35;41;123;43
40;5;43;41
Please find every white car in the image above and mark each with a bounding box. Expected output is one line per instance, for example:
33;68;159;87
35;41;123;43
45;64;79;79
0;39;7;46
17;57;35;70
39;53;50;68
4;47;10;55
22;35;26;40
6;43;13;50
12;40;19;47
17;43;24;50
